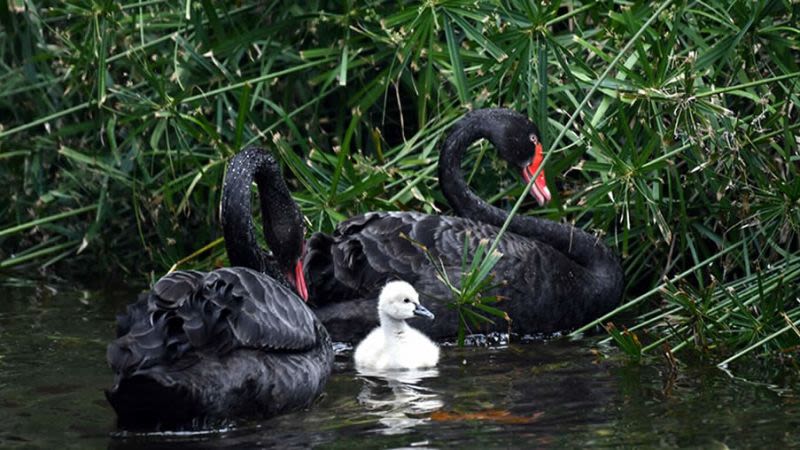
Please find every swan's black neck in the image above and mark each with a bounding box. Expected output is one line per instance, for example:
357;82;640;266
439;110;621;281
221;147;304;283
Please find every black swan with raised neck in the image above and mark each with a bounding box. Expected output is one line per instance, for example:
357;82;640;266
304;108;623;342
106;148;332;430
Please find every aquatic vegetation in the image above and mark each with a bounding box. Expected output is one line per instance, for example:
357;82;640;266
1;1;798;368
407;233;509;346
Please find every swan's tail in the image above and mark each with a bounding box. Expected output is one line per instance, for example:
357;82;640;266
106;372;203;430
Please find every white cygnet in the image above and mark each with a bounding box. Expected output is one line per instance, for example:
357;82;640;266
354;281;440;370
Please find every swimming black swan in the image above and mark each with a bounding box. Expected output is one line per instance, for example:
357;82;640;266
106;148;332;430
306;108;623;342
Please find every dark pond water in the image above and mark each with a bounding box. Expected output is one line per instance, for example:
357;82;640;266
1;281;799;449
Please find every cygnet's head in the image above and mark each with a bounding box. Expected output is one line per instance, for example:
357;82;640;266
378;281;435;321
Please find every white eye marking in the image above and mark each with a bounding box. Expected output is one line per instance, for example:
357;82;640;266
529;134;538;145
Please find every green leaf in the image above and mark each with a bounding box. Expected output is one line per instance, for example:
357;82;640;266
443;14;469;106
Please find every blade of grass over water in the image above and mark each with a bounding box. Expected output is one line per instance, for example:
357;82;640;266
718;316;800;368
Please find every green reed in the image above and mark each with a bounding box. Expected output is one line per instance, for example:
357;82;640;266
1;1;798;369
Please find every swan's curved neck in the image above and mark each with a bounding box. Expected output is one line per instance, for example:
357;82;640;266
221;147;302;281
439;116;503;226
438;113;617;275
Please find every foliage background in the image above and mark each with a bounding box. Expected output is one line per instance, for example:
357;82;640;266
1;0;799;366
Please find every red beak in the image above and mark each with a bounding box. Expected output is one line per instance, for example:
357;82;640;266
286;260;309;302
521;142;552;206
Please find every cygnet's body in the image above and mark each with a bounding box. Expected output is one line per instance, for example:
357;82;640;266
354;281;440;370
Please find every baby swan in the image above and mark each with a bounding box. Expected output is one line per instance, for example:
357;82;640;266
354;281;440;370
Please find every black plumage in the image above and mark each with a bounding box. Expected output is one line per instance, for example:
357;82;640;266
221;146;306;286
207;113;623;345
107;148;331;430
307;109;624;342
107;268;333;430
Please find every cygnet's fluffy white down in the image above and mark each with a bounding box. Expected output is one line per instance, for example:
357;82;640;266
354;281;439;370
354;325;439;370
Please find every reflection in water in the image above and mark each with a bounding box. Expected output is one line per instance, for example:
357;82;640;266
355;368;443;435
3;284;800;448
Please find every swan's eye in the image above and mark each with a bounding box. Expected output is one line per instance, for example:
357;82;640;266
529;134;538;145
403;298;410;303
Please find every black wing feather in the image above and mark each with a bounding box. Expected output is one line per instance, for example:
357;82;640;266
308;210;625;342
309;211;538;301
108;267;319;378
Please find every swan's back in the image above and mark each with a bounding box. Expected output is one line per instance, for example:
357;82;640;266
107;267;333;429
307;211;534;298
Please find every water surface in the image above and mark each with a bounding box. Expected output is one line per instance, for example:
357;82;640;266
1;282;798;448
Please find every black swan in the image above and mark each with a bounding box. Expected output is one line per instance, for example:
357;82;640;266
106;148;332;430
305;108;623;342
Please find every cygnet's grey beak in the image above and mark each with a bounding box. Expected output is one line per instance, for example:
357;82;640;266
413;304;435;320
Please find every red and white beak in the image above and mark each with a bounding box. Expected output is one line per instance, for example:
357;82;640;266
521;142;551;206
286;260;309;302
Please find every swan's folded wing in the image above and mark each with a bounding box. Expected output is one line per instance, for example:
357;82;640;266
108;300;175;376
151;270;206;310
328;213;414;294
324;211;540;299
192;267;318;352
109;267;320;379
113;271;205;338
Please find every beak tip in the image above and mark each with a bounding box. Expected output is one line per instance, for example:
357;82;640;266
414;305;435;320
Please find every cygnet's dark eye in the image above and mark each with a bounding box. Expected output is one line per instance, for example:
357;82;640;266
529;133;538;145
403;298;410;303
